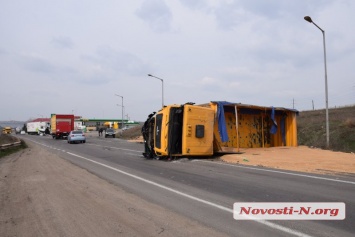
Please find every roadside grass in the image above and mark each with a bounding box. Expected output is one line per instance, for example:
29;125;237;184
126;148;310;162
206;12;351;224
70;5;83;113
297;105;355;152
118;123;143;140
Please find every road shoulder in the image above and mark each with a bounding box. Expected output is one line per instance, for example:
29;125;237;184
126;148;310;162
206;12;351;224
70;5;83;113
0;142;227;237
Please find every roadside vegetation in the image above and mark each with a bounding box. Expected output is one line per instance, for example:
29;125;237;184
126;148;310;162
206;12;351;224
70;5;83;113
119;123;143;140
297;105;355;153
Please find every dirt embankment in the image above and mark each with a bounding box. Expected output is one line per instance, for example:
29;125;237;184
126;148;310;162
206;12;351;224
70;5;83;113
0;142;226;237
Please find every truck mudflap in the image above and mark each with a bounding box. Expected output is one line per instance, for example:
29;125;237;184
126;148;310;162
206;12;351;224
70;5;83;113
52;132;69;139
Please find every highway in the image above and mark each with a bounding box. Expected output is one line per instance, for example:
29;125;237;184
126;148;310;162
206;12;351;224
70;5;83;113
19;134;355;237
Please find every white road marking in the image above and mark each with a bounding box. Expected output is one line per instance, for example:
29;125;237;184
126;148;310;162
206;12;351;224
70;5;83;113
21;137;355;185
66;151;312;237
21;138;350;236
193;160;355;185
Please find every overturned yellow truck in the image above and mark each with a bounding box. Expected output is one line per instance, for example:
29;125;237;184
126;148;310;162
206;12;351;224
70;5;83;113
142;102;298;159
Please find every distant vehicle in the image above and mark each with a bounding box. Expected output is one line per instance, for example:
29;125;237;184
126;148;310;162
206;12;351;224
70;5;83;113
67;130;86;144
2;127;12;134
122;126;129;131
51;114;74;139
15;127;22;134
105;128;115;138
27;122;48;135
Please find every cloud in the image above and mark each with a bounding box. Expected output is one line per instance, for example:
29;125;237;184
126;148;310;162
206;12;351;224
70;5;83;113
199;76;218;85
82;46;151;77
51;36;74;49
0;48;8;55
136;0;172;33
178;0;210;10
19;54;56;73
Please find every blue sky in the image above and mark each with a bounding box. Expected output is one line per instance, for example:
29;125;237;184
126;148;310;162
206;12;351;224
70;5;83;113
1;0;354;121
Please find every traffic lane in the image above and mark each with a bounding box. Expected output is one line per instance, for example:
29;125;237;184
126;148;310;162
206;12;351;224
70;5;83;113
23;136;295;236
59;144;355;237
47;146;314;237
88;135;144;150
20;136;313;236
20;135;355;236
74;140;355;236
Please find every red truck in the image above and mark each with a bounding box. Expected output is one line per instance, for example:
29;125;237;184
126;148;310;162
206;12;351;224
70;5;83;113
50;114;74;139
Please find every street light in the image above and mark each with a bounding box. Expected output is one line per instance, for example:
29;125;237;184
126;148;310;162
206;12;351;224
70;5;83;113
114;94;124;135
148;74;164;108
304;16;330;148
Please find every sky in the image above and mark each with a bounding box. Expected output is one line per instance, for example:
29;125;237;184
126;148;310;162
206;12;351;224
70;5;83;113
1;0;354;122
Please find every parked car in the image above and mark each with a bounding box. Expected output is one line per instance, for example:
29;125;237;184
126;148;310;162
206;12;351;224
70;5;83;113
68;130;86;144
105;128;115;138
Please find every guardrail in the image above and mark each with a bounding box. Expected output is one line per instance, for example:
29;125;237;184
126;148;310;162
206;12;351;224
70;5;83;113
0;140;22;151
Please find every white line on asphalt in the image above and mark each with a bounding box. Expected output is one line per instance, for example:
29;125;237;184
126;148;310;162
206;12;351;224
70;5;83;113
20;137;355;186
193;160;355;185
23;138;312;236
66;151;312;237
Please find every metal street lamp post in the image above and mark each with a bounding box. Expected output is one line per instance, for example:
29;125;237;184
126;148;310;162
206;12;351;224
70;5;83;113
304;16;330;148
114;94;124;135
148;74;164;108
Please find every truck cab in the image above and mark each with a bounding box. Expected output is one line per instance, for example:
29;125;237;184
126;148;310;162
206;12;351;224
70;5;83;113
2;127;12;134
142;103;214;159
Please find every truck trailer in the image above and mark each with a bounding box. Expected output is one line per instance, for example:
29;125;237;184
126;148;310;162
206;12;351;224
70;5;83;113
142;102;298;159
26;122;48;135
51;114;74;139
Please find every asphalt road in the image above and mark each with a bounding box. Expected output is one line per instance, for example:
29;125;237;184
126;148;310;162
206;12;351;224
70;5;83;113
19;134;355;237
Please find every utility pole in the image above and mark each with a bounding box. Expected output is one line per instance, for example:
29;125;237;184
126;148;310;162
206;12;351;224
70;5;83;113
114;94;124;135
312;100;315;110
304;16;330;148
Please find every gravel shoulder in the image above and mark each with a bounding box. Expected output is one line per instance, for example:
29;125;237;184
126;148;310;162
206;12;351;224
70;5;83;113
0;141;227;237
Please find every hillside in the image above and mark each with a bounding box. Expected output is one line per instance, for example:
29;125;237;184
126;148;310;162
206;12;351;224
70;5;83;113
297;105;355;152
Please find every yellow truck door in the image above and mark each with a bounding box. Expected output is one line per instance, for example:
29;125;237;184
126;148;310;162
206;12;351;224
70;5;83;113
182;105;214;156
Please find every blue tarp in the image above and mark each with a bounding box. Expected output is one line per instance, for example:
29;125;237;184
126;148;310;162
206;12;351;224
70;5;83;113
214;101;231;142
270;106;278;134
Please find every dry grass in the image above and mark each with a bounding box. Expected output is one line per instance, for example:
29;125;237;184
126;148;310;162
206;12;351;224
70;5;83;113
344;118;355;128
120;124;143;140
297;105;355;152
0;134;19;145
